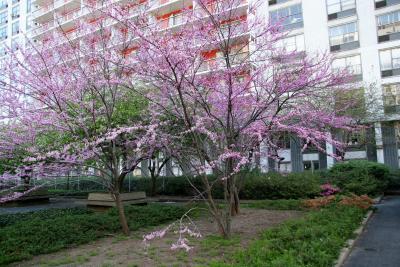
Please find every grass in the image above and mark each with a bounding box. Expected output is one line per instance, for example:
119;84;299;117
208;204;366;267
0;204;186;266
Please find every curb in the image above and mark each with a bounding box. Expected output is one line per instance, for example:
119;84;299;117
334;209;374;267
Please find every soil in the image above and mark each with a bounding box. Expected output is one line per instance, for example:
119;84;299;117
12;209;303;267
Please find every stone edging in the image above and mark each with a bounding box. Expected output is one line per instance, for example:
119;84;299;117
334;195;383;267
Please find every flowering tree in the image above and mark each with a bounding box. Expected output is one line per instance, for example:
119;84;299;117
110;0;360;237
0;18;162;234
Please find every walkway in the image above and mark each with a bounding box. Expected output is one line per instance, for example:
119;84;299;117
343;195;400;267
0;198;87;214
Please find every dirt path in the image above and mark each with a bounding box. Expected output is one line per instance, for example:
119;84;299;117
13;209;303;267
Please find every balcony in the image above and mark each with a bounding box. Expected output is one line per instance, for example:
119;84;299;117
32;4;54;22
199;52;249;72
378;21;400;43
194;0;247;18
157;12;186;29
149;0;194;18
28;20;55;38
54;0;80;11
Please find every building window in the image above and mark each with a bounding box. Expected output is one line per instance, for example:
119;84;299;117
329;22;359;52
332;54;362;81
11;37;18;50
269;4;303;30
0;0;7;10
375;0;400;9
268;0;291;6
12;20;18;35
11;5;19;19
0;26;6;40
377;10;400;42
383;83;400;113
12;0;19;4
303;161;320;172
27;0;31;13
26;16;32;30
0;11;7;25
276;34;305;52
327;0;356;20
380;48;400;77
0;45;6;56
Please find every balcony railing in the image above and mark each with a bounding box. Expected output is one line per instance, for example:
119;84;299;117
157;12;185;29
195;0;248;17
199;52;249;72
32;4;54;18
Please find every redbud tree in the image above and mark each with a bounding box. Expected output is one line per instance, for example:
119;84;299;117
111;0;360;237
0;18;168;235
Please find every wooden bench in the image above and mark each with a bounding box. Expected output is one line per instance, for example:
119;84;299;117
87;192;147;207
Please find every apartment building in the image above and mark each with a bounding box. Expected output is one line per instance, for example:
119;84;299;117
0;0;33;56
27;0;400;173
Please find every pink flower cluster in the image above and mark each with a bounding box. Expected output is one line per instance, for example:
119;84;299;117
320;183;340;196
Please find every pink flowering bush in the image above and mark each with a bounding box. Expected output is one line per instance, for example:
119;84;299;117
320;183;340;196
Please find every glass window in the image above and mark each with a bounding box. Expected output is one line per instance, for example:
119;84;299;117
276;34;305;52
0;0;7;10
0;45;6;56
329;22;358;46
327;0;356;15
11;5;19;19
0;26;6;40
269;0;291;5
377;10;400;37
380;48;400;71
27;0;31;13
383;84;400;106
11;37;18;50
26;16;32;30
333;54;362;75
375;0;400;9
12;20;18;35
12;0;18;4
0;11;7;25
269;4;303;30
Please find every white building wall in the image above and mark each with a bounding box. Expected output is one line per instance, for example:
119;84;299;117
0;0;32;56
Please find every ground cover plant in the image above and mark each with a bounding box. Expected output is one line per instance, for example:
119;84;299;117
209;204;367;267
0;204;186;266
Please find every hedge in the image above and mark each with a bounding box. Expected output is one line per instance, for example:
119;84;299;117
323;160;390;196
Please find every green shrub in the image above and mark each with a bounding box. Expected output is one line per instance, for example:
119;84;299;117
239;171;321;200
0;204;185;265
325;160;390;196
210;205;366;267
388;170;400;189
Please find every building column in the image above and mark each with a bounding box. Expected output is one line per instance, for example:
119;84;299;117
319;142;328;170
290;136;303;172
268;157;276;172
165;159;174;176
382;122;399;169
375;123;385;164
141;160;149;177
366;125;378;162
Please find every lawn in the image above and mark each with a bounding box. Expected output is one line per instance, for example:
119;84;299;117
0;204;186;266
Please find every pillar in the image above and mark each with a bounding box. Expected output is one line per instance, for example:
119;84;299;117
382;122;399;169
290;136;303;172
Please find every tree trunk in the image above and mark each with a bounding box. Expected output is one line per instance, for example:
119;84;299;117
150;173;157;197
114;192;130;236
231;186;240;216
